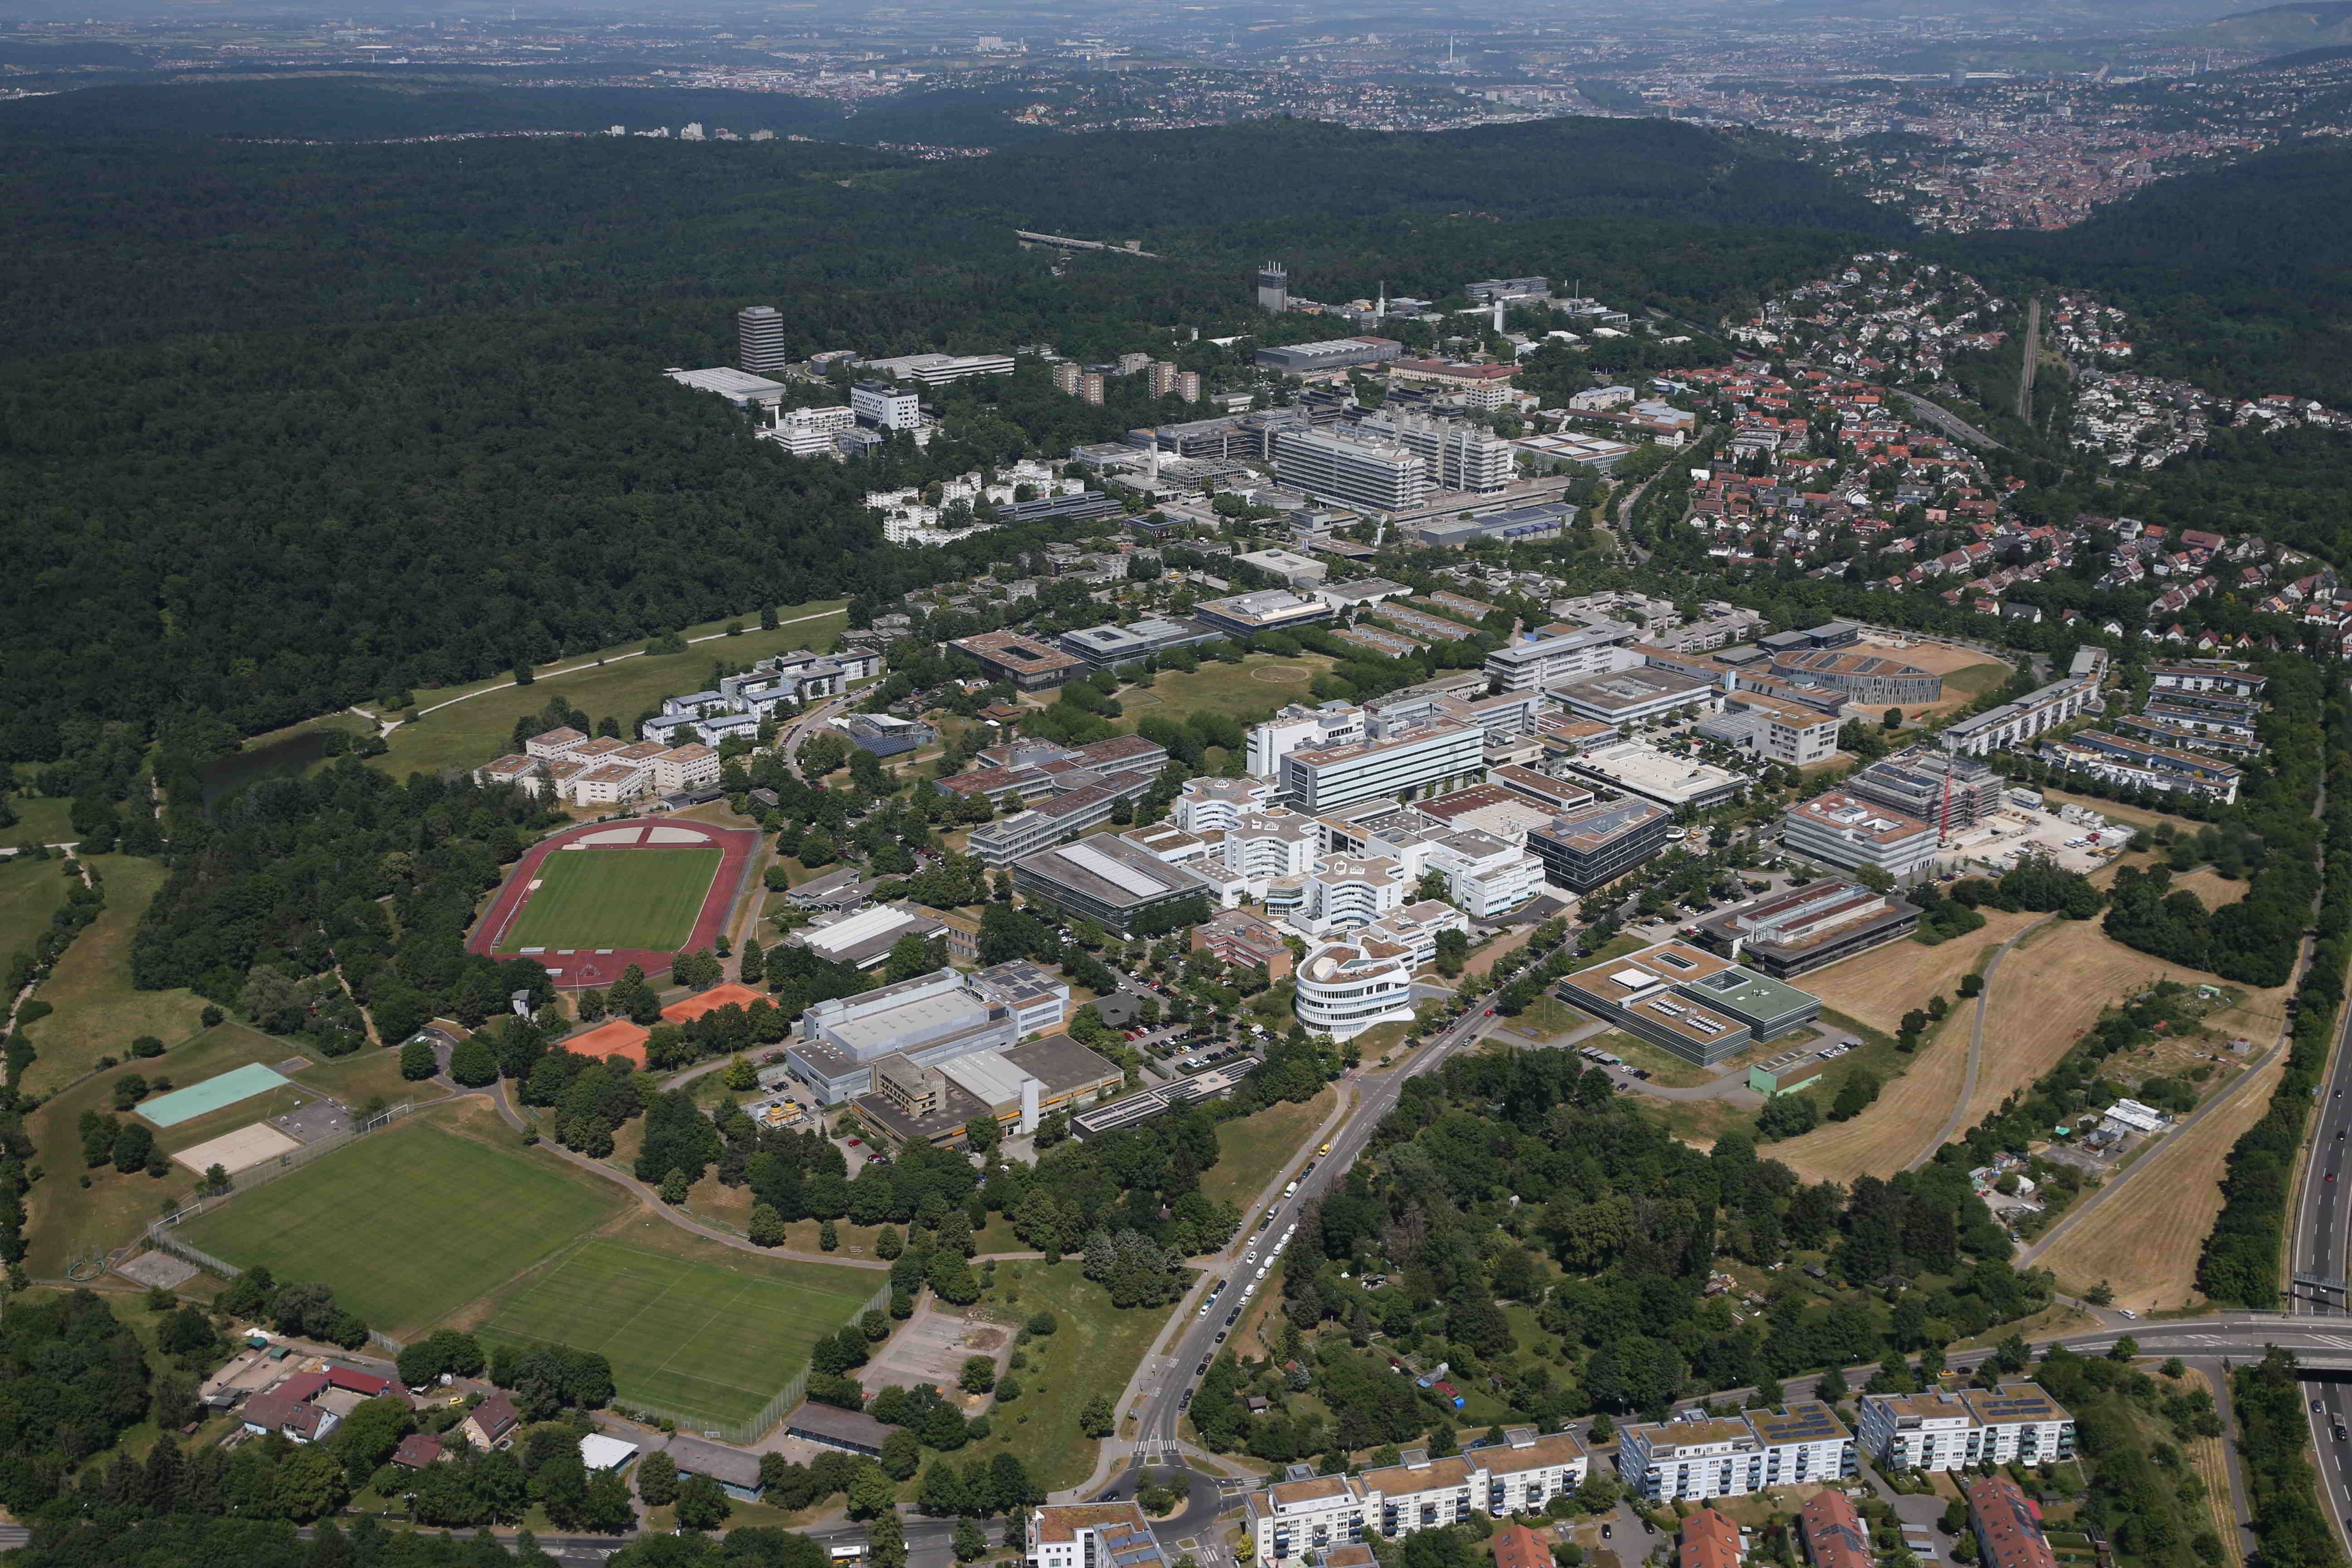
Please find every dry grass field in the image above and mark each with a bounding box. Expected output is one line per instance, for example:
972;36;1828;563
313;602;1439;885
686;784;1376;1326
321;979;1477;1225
1801;911;2039;1035
1770;905;2288;1186
1768;1006;1974;1183
2034;1045;2285;1313
1852;640;2014;719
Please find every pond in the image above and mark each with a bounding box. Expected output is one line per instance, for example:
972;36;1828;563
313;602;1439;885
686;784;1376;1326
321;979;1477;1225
197;728;345;807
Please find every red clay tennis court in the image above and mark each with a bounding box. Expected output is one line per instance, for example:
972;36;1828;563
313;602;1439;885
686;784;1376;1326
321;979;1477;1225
660;982;766;1024
562;1019;650;1068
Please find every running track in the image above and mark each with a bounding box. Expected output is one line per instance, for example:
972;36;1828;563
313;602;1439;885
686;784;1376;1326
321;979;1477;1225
468;818;760;989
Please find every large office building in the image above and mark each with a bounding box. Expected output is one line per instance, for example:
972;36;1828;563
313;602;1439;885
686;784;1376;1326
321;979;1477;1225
855;352;1016;386
1411;502;1577;548
1278;723;1484;813
1781;791;1939;880
1858;1385;2075;1474
1693;881;1920;979
1558;939;1821;1067
1247;1427;1589;1562
1057;617;1224;671
1709;688;1843;767
1294;933;1419;1041
1273;426;1428;513
1845;748;2007;832
1548;668;1720;728
856;1032;1120;1150
1559;739;1749;810
1359;409;1517;494
1483;623;1642;692
851;381;922;431
1770;647;1941;706
788;961;1071;1104
1255;336;1403;375
1939;677;2100;757
1010;834;1213;934
736;305;788;375
950;629;1087;691
1193;589;1336;639
1616;1404;1855;1502
1526;796;1670;892
1248;703;1370;776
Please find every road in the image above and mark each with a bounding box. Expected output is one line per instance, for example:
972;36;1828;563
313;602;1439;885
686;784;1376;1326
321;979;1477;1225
1125;997;1512;1463
1894;390;2003;451
2293;954;2352;1553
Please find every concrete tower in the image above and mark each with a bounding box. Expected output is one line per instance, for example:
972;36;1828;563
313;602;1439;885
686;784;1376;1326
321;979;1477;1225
1255;260;1289;314
736;305;788;376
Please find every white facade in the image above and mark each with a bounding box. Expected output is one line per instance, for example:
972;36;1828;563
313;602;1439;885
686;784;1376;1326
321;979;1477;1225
1938;677;2098;757
650;744;721;794
1273;426;1428;513
1280;723;1483;813
1027;1504;1166;1568
1617;1404;1855;1502
1222;810;1321;894
851;382;922;431
1857;1386;2074;1474
1361;409;1517;493
1294;856;1408;934
1173;775;1279;834
1249;1430;1589;1562
1780;791;1939;880
1482;622;1641;692
568;762;652;806
1295;936;1417;1041
1247;703;1370;777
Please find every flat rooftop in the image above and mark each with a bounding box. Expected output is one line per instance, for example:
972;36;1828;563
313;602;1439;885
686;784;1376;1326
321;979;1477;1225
1566;741;1751;804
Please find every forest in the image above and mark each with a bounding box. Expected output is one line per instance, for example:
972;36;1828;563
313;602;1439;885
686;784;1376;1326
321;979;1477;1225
1187;1044;2046;1464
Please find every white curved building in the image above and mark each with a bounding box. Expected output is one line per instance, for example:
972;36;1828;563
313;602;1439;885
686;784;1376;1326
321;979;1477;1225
1174;775;1276;835
1296;937;1418;1041
1222;810;1319;892
1296;855;1407;935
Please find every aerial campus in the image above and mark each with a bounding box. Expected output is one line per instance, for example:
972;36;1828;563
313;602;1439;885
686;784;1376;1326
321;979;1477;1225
7;124;2352;1568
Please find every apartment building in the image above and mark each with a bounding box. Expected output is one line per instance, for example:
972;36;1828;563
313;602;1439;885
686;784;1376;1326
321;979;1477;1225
1800;1490;1871;1568
1939;677;2099;757
1969;1477;2059;1568
2041;731;2242;804
2150;660;2266;700
1278;723;1483;813
1857;1385;2074;1474
1483;622;1642;692
1781;791;1939;880
1028;1504;1167;1568
1616;1404;1854;1502
1248;1428;1588;1561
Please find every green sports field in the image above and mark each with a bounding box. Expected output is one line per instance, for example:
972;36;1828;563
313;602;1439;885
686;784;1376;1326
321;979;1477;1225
176;1118;625;1337
497;847;720;952
479;1238;876;1428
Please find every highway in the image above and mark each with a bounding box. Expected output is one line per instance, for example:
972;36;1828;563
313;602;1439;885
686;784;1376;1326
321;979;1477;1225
2292;966;2352;1552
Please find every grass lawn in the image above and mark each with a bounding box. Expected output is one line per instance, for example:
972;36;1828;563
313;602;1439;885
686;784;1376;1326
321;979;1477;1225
0;853;70;972
1942;662;2013;699
20;855;210;1098
1200;1089;1332;1213
1115;654;1334;731
178;1112;626;1339
371;600;847;778
1494;995;1591;1042
497;847;722;952
479;1227;876;1430
964;1260;1175;1491
292;1047;435;1110
1564;933;1648;973
22;1020;301;1277
4;794;76;846
1578;1029;1719;1088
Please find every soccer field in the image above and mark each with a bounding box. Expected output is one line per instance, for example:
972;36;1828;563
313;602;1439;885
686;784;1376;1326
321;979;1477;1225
176;1119;625;1338
497;847;721;952
480;1238;877;1429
